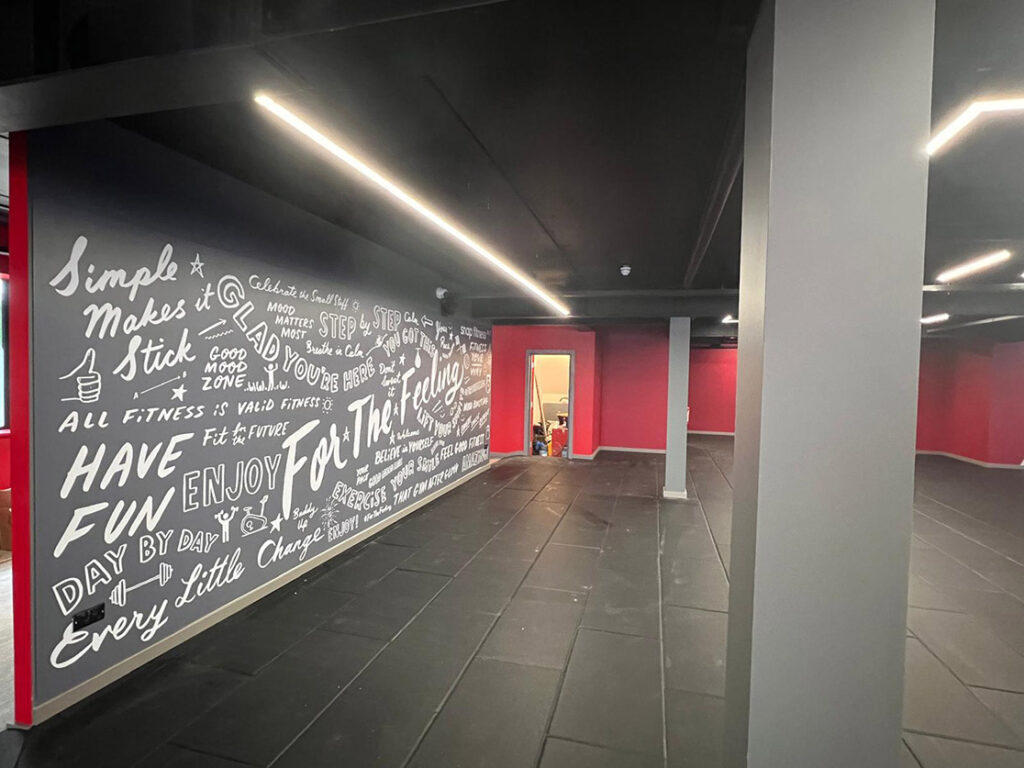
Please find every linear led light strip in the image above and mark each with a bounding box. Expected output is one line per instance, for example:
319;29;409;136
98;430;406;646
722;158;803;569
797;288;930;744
935;249;1011;283
920;313;949;325
254;94;571;317
927;97;1024;156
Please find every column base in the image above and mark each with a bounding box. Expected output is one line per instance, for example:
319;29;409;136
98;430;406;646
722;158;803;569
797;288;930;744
662;487;688;500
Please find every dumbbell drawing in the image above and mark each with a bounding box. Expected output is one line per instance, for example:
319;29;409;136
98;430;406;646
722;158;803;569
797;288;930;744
240;495;269;537
60;348;102;403
215;507;237;543
109;563;173;607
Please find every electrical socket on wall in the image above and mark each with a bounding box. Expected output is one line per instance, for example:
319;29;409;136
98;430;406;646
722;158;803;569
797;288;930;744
72;602;105;630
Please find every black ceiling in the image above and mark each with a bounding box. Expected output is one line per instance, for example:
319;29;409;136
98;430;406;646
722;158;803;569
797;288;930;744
2;0;1024;337
1;0;757;304
115;0;755;297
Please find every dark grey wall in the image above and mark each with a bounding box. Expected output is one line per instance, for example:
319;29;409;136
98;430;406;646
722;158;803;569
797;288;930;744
29;123;492;704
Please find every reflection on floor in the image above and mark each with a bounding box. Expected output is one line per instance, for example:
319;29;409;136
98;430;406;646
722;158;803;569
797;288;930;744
3;441;1024;767
690;436;1024;768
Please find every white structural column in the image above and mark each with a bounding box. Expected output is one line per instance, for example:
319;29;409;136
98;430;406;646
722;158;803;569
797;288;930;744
663;317;691;498
724;2;934;767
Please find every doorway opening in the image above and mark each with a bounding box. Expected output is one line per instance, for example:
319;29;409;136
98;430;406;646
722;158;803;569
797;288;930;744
526;352;572;458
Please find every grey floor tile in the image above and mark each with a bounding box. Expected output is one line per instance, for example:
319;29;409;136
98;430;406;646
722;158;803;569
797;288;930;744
551;503;612;547
534;483;584;504
911;548;1001;593
550;628;663;757
902;741;922;768
490;488;546;510
663;606;728;697
525;543;601;592
581;564;660;637
904;732;1024;768
903;638;1021;747
663;557;729;611
314;542;416;593
907;574;965;613
666;690;724;768
247;585;354;628
408;659;560;768
661;519;720;561
539;737;662;768
185;618;312;675
430;555;533;613
274;607;495;768
478;536;546;561
141;745;254;768
974;688;1024;744
497;502;567;543
173;630;384;766
18;662;246;768
907;608;1024;692
478;587;585;669
399;547;478;577
325;569;450;639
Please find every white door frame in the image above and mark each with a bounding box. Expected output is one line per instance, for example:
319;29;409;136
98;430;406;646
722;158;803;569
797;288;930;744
524;350;575;459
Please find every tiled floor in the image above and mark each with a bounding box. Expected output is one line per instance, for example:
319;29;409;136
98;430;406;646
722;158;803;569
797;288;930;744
686;436;1024;768
2;440;1024;767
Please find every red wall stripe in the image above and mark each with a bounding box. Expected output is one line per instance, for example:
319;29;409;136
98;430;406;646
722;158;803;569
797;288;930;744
9;132;32;725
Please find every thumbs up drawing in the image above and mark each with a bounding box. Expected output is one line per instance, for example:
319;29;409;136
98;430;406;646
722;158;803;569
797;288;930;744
60;348;102;404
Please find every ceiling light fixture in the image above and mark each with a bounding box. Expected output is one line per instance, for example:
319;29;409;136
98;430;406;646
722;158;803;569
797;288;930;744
927;97;1024;156
935;249;1012;283
722;314;738;324
920;313;950;325
254;94;571;317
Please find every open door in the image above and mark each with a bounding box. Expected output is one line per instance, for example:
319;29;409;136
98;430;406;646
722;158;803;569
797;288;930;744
527;353;572;458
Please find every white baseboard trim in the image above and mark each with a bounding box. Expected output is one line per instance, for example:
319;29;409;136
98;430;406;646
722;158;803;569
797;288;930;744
598;446;666;455
916;450;1024;470
662;488;688;499
688;430;735;436
489;451;526;459
32;463;492;725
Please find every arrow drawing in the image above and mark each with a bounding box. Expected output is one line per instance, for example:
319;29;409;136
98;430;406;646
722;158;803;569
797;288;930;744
133;371;186;399
198;318;226;338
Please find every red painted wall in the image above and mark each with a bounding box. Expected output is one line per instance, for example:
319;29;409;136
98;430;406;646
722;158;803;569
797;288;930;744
493;326;1024;465
598;326;669;450
689;348;738;434
0;220;8;486
990;342;1024;465
490;325;599;456
916;339;1024;465
491;323;740;454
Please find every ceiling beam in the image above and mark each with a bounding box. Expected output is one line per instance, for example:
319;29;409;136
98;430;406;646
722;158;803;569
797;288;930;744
469;290;738;321
922;282;1024;316
682;93;744;288
0;0;512;132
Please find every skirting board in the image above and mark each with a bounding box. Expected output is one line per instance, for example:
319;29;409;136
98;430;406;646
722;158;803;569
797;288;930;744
662;488;688;500
688;430;735;436
489;451;526;459
31;463;492;725
916;450;1024;470
598;446;666;455
490;446;667;461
